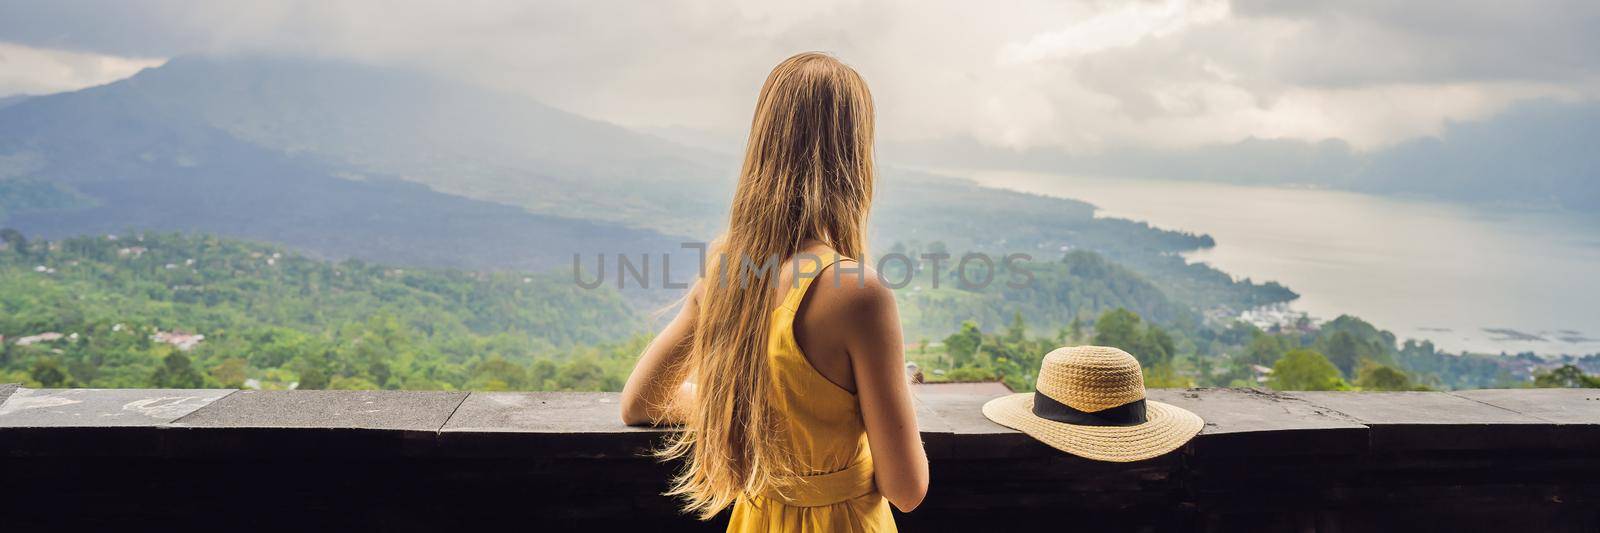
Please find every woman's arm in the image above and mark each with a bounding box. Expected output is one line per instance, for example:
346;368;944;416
619;282;700;426
839;267;930;512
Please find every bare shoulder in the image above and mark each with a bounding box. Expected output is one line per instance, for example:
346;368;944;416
811;259;898;329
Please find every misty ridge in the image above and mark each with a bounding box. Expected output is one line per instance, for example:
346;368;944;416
882;100;1600;211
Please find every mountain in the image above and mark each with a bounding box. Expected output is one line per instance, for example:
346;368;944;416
0;95;30;111
1354;100;1600;208
0;57;685;272
100;56;732;236
0;54;1292;321
882;99;1600;211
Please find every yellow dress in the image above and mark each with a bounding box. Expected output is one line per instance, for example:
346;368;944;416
725;258;897;532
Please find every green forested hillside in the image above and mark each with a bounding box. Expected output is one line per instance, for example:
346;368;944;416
906;308;1597;393
895;250;1189;341
4;231;1588;393
0;232;646;390
0;230;1236;391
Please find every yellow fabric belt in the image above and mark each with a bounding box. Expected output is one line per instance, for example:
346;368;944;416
762;458;876;508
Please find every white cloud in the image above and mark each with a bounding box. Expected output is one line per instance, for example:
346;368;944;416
0;0;1596;153
1000;0;1230;64
0;42;165;96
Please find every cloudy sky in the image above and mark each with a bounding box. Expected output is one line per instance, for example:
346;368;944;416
1;0;1596;154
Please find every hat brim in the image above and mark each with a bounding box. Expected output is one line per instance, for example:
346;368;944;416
981;393;1204;462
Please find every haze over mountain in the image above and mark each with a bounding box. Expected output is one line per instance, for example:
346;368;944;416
0;56;687;271
0;54;1293;325
0;94;29;111
882;99;1600;210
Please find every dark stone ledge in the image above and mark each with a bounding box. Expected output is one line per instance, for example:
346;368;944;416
1289;390;1557;451
2;385;1597;532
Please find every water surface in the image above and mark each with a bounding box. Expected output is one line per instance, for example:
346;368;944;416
965;169;1600;356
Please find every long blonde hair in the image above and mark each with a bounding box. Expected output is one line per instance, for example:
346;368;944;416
659;52;876;519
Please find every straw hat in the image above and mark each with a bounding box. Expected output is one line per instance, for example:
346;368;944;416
982;345;1203;462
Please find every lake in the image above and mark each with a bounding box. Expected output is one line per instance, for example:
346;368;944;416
962;169;1600;356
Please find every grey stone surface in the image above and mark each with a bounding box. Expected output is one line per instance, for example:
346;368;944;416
1452;388;1600;424
1148;388;1365;435
1290;391;1552;450
438;392;664;459
173;389;466;431
0;383;17;405
1148;388;1368;455
442;392;661;433
1290;391;1543;425
910;392;956;433
915;390;1013;435
0;387;234;427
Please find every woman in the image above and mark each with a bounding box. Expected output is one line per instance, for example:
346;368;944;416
620;52;928;532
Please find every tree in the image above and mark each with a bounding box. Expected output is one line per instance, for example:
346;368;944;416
1321;331;1363;378
209;358;248;388
30;358;67;387
297;367;329;390
1242;333;1289;367
1005;311;1027;343
1533;365;1600;388
555;359;609;391
470;356;528;390
1143;362;1192;388
1092;308;1171;367
0;228;27;256
328;375;380;390
1144;325;1175;365
150;353;205;389
1092;308;1142;350
368;361;392;388
529;359;558;389
1355;362;1419;391
943;366;997;382
944;321;983;368
1269;349;1347;391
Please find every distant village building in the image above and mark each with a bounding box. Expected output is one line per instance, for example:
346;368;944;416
15;332;65;346
1239;304;1318;334
1250;364;1274;384
150;330;205;351
117;246;148;258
